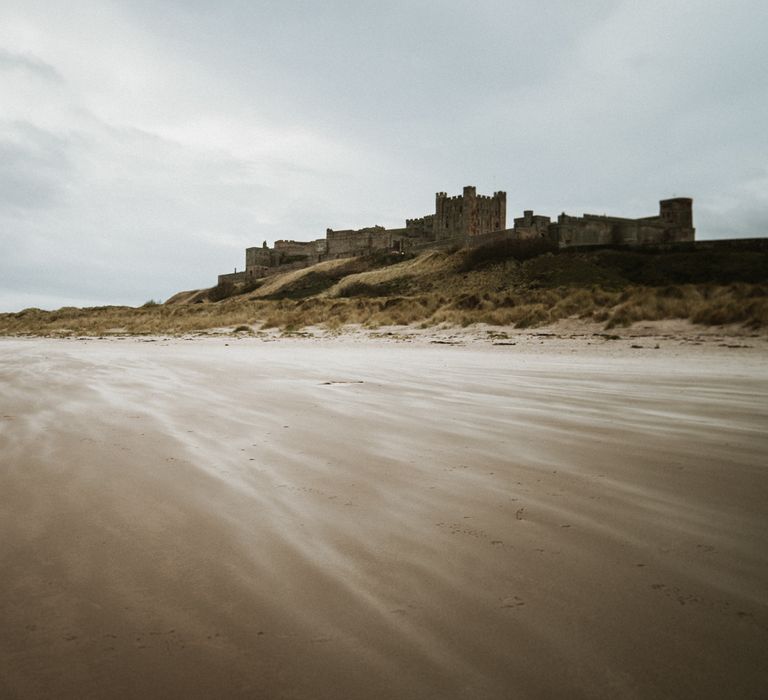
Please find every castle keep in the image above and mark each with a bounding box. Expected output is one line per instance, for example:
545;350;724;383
219;187;694;285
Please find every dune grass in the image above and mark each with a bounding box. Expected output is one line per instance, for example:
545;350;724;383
2;245;766;336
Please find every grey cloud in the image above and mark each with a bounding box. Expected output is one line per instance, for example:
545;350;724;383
0;0;766;311
0;122;72;211
121;0;618;128
0;49;62;81
0;116;317;308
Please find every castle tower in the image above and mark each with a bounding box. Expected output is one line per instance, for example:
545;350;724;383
462;185;477;236
659;198;693;229
432;187;506;240
493;191;507;232
659;197;695;242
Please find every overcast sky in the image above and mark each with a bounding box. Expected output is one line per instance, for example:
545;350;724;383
1;1;766;311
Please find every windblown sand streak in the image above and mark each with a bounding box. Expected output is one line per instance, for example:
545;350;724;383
0;338;766;699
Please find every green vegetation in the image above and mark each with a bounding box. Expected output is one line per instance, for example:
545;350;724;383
2;242;767;335
337;277;412;297
458;238;557;272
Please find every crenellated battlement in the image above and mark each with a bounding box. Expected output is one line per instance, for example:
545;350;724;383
220;186;694;285
433;186;506;240
553;198;695;248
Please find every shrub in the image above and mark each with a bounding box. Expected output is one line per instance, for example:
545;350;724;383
262;271;340;300
239;279;263;295
209;281;235;302
459;237;557;272
514;304;550;328
338;277;411;297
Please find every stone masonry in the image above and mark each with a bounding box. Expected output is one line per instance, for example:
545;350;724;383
217;188;694;285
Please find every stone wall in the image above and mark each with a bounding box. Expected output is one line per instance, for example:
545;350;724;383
219;189;695;286
246;245;273;268
553;199;695;248
274;239;319;262
404;215;435;241
326;226;390;258
217;271;248;286
513;210;552;240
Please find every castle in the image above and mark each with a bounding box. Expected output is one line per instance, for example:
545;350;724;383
218;187;694;286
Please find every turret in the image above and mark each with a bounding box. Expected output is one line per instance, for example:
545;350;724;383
659;198;693;229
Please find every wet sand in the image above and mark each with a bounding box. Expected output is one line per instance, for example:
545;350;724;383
1;336;767;699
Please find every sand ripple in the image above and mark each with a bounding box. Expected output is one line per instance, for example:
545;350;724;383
1;338;766;699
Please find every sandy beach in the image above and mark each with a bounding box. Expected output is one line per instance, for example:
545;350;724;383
1;333;766;699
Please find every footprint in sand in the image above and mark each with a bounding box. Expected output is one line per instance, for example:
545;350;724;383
695;544;716;553
390;604;419;616
435;521;487;538
500;596;525;609
650;583;731;611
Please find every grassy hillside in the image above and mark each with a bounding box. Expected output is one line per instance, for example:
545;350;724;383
2;242;767;336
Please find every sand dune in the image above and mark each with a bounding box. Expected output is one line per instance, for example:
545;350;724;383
1;337;766;699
